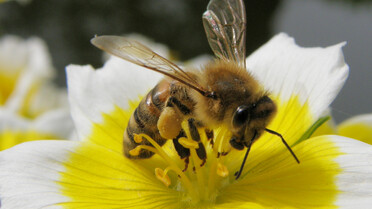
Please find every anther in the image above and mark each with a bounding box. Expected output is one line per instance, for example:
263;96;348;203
155;168;171;187
133;134;143;143
178;137;199;149
129;145;158;157
129;147;142;156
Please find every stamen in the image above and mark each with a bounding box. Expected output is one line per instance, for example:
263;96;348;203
216;162;229;177
213;128;230;155
206;127;231;199
129;145;158;156
178;137;199;149
134;125;233;204
135;133;197;199
190;148;207;199
155;167;171;187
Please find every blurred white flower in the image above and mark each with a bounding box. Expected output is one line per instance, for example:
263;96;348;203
0;35;73;150
313;112;372;145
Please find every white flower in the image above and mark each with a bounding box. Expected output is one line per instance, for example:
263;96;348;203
0;35;73;150
314;112;372;145
0;34;371;208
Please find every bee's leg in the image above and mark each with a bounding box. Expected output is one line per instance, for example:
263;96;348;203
188;118;207;167
172;130;190;171
157;96;191;140
205;128;214;146
166;96;191;115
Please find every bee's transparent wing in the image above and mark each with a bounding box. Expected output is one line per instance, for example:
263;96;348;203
203;0;246;68
91;35;207;95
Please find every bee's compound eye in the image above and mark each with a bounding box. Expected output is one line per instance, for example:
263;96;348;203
232;105;250;128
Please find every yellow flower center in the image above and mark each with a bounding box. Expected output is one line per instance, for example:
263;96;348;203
59;98;343;208
128;119;236;207
0;68;21;105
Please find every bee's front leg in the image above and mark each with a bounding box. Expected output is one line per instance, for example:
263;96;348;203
187;118;207;167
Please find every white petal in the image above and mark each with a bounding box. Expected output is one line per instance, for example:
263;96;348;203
330;136;372;208
220;135;372;208
0;141;75;209
66;57;162;140
0;110;28;130
0;109;73;139
246;33;349;120
26;82;70;117
0;36;30;72
338;113;372;127
0;140;182;208
33;109;74;139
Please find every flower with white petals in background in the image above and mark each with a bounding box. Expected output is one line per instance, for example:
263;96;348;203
0;35;73;150
337;114;372;145
1;33;372;209
313;113;372;145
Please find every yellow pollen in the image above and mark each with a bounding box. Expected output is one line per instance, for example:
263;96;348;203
134;126;234;205
216;162;229;177
155;168;171;187
134;133;196;198
133;134;143;143
178;137;199;149
129;145;158;156
129;147;141;156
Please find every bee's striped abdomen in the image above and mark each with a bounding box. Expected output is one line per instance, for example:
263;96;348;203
123;80;170;158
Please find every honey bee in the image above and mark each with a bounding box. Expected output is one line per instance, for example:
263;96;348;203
91;0;299;179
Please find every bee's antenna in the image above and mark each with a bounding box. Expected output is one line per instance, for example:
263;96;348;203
264;128;300;164
235;131;256;180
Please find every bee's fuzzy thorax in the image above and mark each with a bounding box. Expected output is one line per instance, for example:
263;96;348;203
190;60;266;128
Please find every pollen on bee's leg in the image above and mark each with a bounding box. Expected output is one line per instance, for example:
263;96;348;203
155;167;171;187
217;162;229;177
205;129;214;146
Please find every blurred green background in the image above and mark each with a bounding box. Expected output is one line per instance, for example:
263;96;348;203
0;0;371;122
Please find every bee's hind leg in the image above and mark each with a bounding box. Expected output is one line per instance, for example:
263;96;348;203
157;96;190;140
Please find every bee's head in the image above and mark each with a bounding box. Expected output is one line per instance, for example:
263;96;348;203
230;95;277;150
